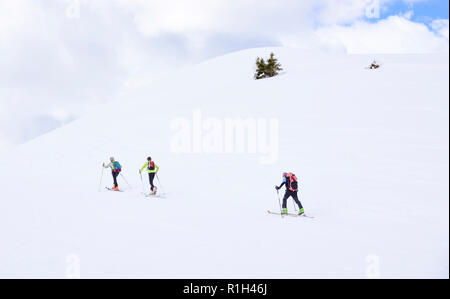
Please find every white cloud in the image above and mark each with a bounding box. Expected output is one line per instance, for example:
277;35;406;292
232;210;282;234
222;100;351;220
314;15;449;54
316;0;381;24
115;0;225;37
399;10;414;20
431;19;449;40
113;0;390;39
111;0;449;55
0;0;40;43
112;0;317;52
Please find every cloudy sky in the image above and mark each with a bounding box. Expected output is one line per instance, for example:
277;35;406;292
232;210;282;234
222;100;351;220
0;0;448;151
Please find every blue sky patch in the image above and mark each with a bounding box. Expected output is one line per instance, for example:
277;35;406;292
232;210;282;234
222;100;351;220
381;0;448;22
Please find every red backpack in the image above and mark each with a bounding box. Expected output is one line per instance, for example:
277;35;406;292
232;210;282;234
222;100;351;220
287;173;298;191
148;161;155;171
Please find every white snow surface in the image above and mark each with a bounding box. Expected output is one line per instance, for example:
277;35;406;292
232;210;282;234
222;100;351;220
0;48;448;278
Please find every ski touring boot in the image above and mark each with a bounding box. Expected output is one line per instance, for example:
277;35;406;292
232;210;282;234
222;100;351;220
298;208;305;216
281;208;288;215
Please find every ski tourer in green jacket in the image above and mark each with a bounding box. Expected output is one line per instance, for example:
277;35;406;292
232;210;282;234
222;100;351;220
140;159;159;174
139;157;159;194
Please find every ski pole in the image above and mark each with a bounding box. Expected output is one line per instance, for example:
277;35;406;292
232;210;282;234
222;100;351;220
98;166;104;192
156;174;166;195
139;171;145;193
120;173;132;189
276;189;282;218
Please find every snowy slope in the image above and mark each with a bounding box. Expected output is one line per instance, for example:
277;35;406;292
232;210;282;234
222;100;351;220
0;48;448;278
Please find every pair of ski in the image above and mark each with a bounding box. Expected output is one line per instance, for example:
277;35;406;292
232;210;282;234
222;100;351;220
141;192;165;199
267;210;314;218
105;187;165;198
105;187;124;192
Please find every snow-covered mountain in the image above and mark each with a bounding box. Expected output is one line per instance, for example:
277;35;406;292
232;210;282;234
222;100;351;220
0;48;448;278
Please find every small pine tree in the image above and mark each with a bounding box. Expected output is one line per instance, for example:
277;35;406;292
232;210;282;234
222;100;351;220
254;57;267;80
254;52;283;80
265;52;283;77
